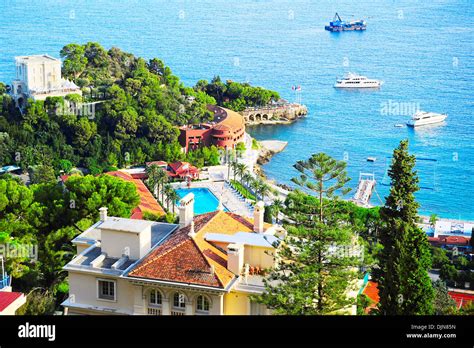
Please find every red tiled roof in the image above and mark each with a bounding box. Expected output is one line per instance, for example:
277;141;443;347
60;174;71;182
168;161;199;176
130;208;143;220
214;124;231;132
360;280;380;313
440;235;470;245
363;281;380;305
129;212;224;287
429;235;471;246
207;105;245;131
146;161;168;167
0;292;23;312
60;173;82;183
448;291;474;309
130;173;147;180
105;171;165;218
129;211;264;288
168;161;185;173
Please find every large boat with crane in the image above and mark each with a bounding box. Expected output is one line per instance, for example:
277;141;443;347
325;13;367;32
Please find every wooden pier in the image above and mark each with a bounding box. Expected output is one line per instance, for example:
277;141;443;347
352;173;376;207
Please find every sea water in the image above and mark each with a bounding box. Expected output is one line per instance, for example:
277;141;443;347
0;0;472;219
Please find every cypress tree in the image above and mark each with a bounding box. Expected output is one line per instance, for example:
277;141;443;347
376;140;434;314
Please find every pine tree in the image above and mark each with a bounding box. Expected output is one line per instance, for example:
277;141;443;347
256;153;360;314
376;140;434;315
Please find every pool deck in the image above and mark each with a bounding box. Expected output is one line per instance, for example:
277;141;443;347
172;180;254;218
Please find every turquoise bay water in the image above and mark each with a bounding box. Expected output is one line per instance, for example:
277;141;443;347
175;188;221;215
0;0;472;219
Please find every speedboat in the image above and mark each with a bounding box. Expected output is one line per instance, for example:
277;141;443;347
406;111;447;127
334;72;382;88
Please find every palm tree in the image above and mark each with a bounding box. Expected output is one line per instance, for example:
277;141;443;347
250;177;273;202
229;160;239;181
258;181;272;202
163;184;174;211
146;164;164;197
429;214;438;229
249;177;262;198
161;174;169;204
242;172;253;194
167;189;180;214
235;163;247;186
271;198;284;223
156;168;167;196
226;149;236;180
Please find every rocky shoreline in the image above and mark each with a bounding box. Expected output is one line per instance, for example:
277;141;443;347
257;140;288;165
253;140;288;180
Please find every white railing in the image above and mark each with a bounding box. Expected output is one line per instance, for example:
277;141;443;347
171;310;185;316
147;307;162;315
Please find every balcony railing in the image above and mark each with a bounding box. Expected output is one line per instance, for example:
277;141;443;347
0;276;10;289
171;310;185;316
147;307;162;315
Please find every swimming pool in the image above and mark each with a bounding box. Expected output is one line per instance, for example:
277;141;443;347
175;187;226;215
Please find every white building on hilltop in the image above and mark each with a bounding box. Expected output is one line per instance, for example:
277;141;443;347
11;54;81;107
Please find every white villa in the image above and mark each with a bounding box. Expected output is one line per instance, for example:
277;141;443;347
11;54;81;107
61;195;286;315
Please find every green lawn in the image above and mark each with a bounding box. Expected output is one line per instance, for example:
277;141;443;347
230;180;256;201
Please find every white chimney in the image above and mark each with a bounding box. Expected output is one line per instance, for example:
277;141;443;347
188;221;196;238
179;193;194;228
227;243;244;275
99;207;108;222
253;201;265;233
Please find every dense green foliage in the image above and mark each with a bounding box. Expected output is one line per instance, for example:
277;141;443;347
432;280;457;315
356;293;375;315
194;76;280;112
431;246;451;269
1;43;281;174
438;255;474;289
376;140;434;315
0;43;220;173
0;174;139;313
256;154;360;314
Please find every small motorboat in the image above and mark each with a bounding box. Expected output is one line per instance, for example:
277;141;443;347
367;157;376;162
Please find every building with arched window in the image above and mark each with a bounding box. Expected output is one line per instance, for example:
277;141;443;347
11;55;82;108
178;105;245;153
62;195;286;315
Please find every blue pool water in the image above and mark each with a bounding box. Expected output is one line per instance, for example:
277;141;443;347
0;0;472;220
175;188;223;215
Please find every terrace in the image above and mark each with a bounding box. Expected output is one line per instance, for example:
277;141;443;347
68;219;178;275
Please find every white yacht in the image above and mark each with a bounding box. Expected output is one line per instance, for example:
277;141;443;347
407;111;447;127
334;72;382;88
